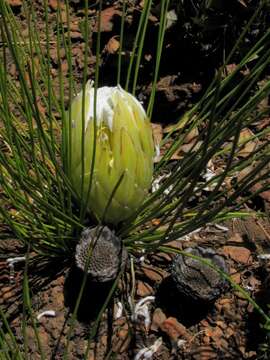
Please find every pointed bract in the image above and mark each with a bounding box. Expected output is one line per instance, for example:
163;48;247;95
64;81;154;224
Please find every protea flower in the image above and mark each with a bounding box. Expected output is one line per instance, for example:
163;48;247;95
64;81;154;224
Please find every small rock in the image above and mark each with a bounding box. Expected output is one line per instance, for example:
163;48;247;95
160;317;192;342
218;298;231;306
105;37;120;54
2;287;14;301
137;280;154;297
259;189;270;202
215;320;227;329
216;336;229;350
205;326;223;343
49;0;64;11
223;246;251;264
203;335;210;345
192;346;217;360
153;252;172;262
225;326;235;339
166;240;183;250
49;0;58;10
142;265;167;282
214;298;230;313
230;269;241;284
200;319;210;327
94;7;122;32
151;308;167;332
7;0;22;6
228;232;243;243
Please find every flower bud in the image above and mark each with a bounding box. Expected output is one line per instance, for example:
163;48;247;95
65;81;154;224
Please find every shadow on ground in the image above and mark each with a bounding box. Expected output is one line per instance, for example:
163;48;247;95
64;265;114;323
156;276;214;327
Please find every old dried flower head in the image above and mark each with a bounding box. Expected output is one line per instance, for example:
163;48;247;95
75;226;126;282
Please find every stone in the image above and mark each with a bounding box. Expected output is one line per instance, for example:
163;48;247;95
223;246;251;264
192;346;217;360
49;0;64;11
142;265;168;282
105;37;120;54
7;0;22;6
230;268;241;284
49;0;58;10
160;317;191;342
94;7;121;32
2;287;14;301
137;281;154;297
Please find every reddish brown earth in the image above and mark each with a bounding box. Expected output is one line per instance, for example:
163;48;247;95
2;217;270;359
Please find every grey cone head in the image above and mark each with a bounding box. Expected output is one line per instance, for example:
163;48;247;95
171;247;229;302
75;226;123;282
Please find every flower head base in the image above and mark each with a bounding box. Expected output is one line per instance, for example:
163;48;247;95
65;81;154;224
75;226;126;282
171;247;229;302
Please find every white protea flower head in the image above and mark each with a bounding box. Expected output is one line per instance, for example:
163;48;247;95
65;81;154;224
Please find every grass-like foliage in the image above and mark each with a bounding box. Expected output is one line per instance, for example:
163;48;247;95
0;0;269;257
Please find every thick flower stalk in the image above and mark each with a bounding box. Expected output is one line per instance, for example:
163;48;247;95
64;81;154;224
